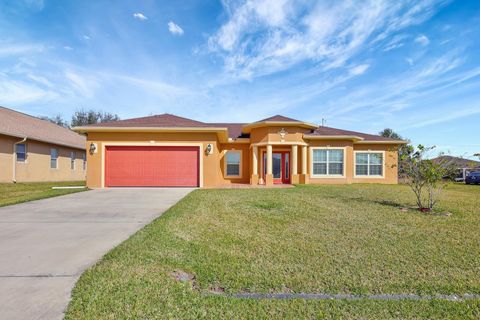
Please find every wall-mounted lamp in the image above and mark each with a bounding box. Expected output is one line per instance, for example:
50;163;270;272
205;143;213;155
89;142;97;155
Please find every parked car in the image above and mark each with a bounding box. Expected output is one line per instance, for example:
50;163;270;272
465;172;480;185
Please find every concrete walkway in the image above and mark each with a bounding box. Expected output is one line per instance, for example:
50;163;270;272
0;188;193;320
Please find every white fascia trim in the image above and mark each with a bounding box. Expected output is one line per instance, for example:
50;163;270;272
353;150;386;179
304;134;364;141
309;146;347;179
354;140;408;144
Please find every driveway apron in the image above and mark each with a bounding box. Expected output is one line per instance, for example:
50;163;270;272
0;188;193;320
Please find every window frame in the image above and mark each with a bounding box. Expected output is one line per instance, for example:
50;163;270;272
310;147;346;179
50;148;58;169
224;150;242;178
354;151;385;178
82;152;87;171
70;151;76;170
16;143;27;163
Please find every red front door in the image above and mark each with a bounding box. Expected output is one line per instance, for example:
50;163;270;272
263;151;290;184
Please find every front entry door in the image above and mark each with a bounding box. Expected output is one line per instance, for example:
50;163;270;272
263;151;290;184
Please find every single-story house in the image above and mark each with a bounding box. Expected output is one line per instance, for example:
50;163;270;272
432;155;480;182
73;114;406;188
0;106;86;183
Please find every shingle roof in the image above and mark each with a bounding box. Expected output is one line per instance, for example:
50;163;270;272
432;156;480;168
309;126;399;142
0;106;85;149
87;114;210;128
78;113;400;142
257;115;302;122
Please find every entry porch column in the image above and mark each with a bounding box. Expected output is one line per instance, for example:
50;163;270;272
251;146;259;185
300;145;309;184
265;144;273;186
291;145;300;184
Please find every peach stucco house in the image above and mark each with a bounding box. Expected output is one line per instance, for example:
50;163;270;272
0;107;86;183
73;114;406;188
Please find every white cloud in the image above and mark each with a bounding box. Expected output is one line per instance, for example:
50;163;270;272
63;46;73;51
65;71;98;97
133;13;148;21
168;21;184;35
83;35;91;40
208;0;448;79
415;34;430;45
405;58;414;65
0;43;45;57
0;75;57;104
349;64;370;76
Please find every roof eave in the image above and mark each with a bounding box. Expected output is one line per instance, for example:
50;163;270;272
354;140;408;144
303;134;365;142
72;126;230;142
0;130;85;150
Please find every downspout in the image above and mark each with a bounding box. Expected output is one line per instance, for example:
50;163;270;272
12;137;27;183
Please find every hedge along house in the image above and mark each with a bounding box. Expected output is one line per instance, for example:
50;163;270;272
73;114;406;188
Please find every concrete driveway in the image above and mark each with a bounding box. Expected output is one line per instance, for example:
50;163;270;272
0;188;193;320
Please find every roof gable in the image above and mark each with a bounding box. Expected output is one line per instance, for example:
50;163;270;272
256;115;302;122
0;106;85;149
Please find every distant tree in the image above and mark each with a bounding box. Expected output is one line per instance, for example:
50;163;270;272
39;114;69;128
399;145;456;212
71;109;120;127
379;128;403;140
379;128;411;176
475;153;480;160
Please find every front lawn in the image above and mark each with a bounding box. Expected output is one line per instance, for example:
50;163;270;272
0;181;86;207
66;184;480;319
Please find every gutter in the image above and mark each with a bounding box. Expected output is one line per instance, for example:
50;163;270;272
12;137;27;183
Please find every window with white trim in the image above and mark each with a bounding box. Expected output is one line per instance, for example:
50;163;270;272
225;150;241;177
70;151;76;170
82;152;87;171
355;152;383;176
50;148;58;169
16;143;26;162
312;149;344;176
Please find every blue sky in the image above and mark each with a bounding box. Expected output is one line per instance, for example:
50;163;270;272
1;0;479;158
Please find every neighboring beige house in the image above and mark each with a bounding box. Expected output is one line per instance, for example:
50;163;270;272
0;106;86;183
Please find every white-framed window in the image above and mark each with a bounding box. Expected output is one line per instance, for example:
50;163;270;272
70;151;76;170
50;148;58;169
311;148;345;178
355;151;384;177
16;143;27;162
225;150;242;177
82;152;87;171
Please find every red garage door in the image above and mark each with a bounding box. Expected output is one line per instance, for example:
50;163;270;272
105;146;199;187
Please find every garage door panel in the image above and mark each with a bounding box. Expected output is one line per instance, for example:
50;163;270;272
105;146;199;187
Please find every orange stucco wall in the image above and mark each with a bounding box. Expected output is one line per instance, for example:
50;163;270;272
83;126;400;188
0;134;86;183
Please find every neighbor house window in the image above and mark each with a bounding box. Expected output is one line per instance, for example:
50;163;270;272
355;152;384;177
225;150;241;177
16;143;26;162
70;151;75;170
82;152;86;170
311;148;344;176
50;148;58;169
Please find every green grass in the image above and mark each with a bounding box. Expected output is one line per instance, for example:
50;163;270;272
66;184;480;319
0;181;86;207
